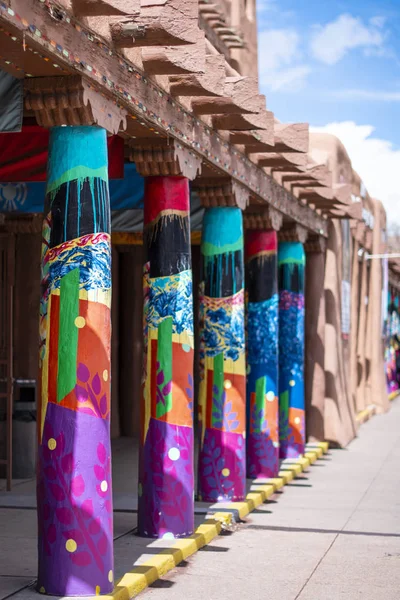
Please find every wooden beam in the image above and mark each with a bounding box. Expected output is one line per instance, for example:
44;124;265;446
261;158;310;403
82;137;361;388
256;152;308;170
141;35;205;74
169;54;225;96
73;0;140;16
213;110;273;131
191;77;264;115
0;0;328;236
110;0;200;47
274;122;309;153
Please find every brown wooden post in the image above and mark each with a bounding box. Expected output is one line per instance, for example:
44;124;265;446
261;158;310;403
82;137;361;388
304;235;326;442
366;200;389;413
324;221;357;447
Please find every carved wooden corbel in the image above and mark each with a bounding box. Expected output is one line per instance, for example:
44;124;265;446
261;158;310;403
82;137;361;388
278;223;308;244
304;235;326;253
243;205;283;231
24;75;127;134
129;138;202;180
193;178;249;210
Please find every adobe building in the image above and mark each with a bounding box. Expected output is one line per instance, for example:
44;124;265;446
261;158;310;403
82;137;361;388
0;0;395;597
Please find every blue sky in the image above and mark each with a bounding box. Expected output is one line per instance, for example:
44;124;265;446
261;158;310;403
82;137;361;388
256;0;400;224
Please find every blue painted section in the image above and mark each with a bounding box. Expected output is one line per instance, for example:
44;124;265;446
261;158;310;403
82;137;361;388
0;163;144;213
47;126;108;187
278;241;305;265
201;207;243;256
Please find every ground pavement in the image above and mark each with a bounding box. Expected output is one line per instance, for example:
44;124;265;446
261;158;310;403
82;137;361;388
1;399;399;600
144;399;400;600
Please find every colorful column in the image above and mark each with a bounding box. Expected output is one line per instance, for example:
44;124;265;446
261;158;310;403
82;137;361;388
245;230;279;479
198;207;246;502
278;241;305;458
37;126;113;596
138;176;194;538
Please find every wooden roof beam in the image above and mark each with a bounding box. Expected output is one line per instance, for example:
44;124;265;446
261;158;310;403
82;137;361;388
110;0;200;47
191;77;264;115
280;164;332;188
141;34;206;74
274;122;309;153
256;152;308;171
231;121;308;155
169;54;225;96
73;0;140;16
212;110;274;131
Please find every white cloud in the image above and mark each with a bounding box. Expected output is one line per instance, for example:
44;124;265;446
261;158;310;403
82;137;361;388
258;29;310;91
258;29;299;70
332;89;400;101
310;121;400;225
262;65;312;92
256;0;277;14
310;14;386;65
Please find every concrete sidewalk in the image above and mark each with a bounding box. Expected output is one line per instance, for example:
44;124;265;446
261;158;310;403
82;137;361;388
1;400;399;600
144;399;400;600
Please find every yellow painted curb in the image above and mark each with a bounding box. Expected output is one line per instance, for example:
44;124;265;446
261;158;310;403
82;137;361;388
94;519;223;600
304;451;318;464
278;469;294;484
93;438;331;599
356;404;377;425
306;441;329;454
249;483;276;500
280;461;303;476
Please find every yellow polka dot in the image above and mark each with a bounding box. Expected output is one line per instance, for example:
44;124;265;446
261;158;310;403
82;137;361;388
74;316;86;329
66;539;77;553
103;369;109;382
101;480;108;492
289;380;295;387
39;587;46;594
96;585;101;595
108;570;114;583
221;468;230;477
223;380;232;389
48;438;57;451
294;417;301;425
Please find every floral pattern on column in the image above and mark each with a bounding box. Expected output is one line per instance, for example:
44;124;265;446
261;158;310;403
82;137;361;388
198;207;246;502
246;230;279;479
138;176;194;538
278;241;305;459
37;126;113;596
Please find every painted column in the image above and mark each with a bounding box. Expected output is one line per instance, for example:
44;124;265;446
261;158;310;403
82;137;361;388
245;230;279;479
278;241;305;459
198;207;246;502
37;126;113;596
138;176;194;538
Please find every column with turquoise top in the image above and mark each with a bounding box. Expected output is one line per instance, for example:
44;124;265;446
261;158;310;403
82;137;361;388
246;228;279;479
278;234;306;459
37;126;114;596
198;206;246;502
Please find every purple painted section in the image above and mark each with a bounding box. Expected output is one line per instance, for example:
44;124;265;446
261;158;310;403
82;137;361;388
198;427;246;502
247;433;279;480
138;418;194;538
37;403;113;596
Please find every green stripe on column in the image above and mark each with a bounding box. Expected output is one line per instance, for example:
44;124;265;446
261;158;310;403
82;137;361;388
255;376;266;413
156;316;173;418
212;352;224;428
57;268;80;402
